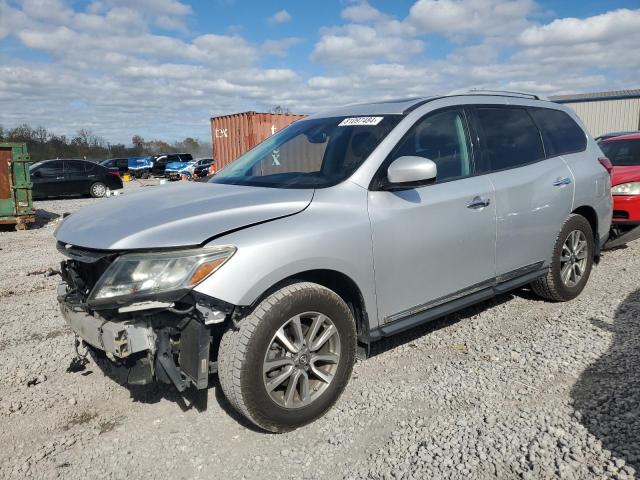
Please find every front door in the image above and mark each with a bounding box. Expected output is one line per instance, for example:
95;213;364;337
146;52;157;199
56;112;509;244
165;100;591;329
368;108;497;324
32;160;65;198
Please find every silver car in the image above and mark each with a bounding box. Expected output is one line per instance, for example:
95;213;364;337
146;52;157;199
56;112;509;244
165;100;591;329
55;91;612;432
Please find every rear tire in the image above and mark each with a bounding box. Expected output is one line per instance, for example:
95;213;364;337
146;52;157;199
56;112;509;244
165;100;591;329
218;282;356;433
89;182;107;198
530;214;594;302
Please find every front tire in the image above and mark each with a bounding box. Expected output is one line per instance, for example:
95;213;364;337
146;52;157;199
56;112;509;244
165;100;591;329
530;214;594;302
218;282;357;432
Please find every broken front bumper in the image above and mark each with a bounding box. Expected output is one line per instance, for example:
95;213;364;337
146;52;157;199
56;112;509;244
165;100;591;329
58;285;155;358
57;283;214;391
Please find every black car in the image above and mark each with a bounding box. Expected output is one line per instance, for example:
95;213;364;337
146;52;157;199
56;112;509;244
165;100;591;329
192;158;214;178
150;153;193;175
30;159;123;199
100;158;129;174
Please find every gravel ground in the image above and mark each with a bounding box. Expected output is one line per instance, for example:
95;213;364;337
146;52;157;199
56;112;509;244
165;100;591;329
0;180;638;479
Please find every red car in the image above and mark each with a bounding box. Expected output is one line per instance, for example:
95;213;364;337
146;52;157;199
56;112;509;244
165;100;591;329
600;133;640;247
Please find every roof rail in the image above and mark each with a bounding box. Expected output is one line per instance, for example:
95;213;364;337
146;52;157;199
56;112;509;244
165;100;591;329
447;88;547;101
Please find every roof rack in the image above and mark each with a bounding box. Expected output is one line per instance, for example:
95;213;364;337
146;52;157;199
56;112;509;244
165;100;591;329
447;88;546;101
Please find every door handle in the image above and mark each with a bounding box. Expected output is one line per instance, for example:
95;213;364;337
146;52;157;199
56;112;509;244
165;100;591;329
553;177;572;186
56;176;64;180
467;196;491;209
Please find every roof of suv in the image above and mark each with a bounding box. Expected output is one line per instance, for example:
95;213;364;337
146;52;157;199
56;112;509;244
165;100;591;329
306;91;551;119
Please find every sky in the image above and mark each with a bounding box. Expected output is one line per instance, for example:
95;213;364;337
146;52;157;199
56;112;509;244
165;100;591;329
1;0;639;144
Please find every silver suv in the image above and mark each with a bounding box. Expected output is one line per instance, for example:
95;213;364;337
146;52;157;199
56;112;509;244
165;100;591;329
55;91;612;432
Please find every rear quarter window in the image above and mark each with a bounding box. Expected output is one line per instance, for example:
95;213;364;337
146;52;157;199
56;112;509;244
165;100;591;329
529;107;586;156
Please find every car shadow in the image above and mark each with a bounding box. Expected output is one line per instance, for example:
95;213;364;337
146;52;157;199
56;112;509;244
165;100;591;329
32;209;61;229
0;209;61;232
82;350;267;431
368;292;515;357
571;289;640;471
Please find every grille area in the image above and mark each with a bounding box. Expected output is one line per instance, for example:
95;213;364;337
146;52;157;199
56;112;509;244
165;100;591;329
57;242;117;299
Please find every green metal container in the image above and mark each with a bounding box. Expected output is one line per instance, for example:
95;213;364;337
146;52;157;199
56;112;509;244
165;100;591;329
0;143;34;230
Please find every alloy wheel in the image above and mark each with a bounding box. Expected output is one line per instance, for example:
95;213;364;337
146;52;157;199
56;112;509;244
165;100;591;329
91;183;106;197
263;312;341;409
560;230;588;288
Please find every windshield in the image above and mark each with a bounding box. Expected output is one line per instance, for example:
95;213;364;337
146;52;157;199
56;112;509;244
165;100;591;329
601;140;640;166
210;115;401;188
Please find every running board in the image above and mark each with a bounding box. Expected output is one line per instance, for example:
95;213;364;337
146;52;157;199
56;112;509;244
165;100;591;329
368;267;547;341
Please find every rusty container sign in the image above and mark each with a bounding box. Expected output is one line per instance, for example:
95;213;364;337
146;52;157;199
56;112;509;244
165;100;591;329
211;112;305;172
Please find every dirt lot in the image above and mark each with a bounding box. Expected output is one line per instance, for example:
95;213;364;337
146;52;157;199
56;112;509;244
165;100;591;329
0;180;638;479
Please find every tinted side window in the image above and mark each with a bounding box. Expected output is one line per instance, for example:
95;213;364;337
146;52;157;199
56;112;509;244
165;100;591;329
529;108;586;156
390;109;473;182
476;107;544;171
600;140;640;166
64;161;85;174
38;161;64;177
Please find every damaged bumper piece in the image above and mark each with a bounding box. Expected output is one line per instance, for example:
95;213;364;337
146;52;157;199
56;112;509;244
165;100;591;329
56;244;236;392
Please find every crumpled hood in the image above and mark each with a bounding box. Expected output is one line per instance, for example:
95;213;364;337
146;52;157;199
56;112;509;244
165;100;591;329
612;165;640;187
55;182;313;250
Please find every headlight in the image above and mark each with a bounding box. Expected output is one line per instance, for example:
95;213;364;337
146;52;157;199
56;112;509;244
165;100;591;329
612;182;640;195
90;246;235;301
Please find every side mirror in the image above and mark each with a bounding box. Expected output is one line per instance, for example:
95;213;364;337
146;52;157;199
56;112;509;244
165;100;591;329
31;170;41;178
385;156;437;189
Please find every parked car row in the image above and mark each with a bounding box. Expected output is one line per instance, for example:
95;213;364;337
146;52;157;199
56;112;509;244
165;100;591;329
55;92;614;432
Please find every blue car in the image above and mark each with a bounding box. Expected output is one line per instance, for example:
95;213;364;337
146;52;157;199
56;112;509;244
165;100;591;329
128;157;152;178
165;160;195;181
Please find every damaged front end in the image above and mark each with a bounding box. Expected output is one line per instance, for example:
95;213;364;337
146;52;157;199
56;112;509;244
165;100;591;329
56;242;236;391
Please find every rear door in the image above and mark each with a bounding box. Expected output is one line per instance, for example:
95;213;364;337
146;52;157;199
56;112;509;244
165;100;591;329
472;106;574;277
63;160;89;195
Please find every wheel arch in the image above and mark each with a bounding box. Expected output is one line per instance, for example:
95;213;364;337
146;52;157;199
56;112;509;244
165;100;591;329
572;205;599;256
249;269;371;342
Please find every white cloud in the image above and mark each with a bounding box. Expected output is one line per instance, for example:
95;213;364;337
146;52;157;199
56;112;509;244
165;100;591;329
341;2;383;23
262;37;300;57
313;24;423;65
0;2;29;39
409;0;535;37
268;10;292;24
519;8;640;46
516;8;640;71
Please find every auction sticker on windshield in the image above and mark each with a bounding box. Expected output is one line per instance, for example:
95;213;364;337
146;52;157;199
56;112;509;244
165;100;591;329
338;117;384;127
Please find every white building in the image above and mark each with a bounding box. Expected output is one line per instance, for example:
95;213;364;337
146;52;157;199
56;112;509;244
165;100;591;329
550;89;640;138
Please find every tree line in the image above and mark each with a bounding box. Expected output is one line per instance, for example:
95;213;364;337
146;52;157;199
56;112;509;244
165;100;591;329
0;124;212;162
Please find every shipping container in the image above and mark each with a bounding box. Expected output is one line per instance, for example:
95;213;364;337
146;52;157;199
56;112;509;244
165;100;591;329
211;112;305;171
0;142;34;230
